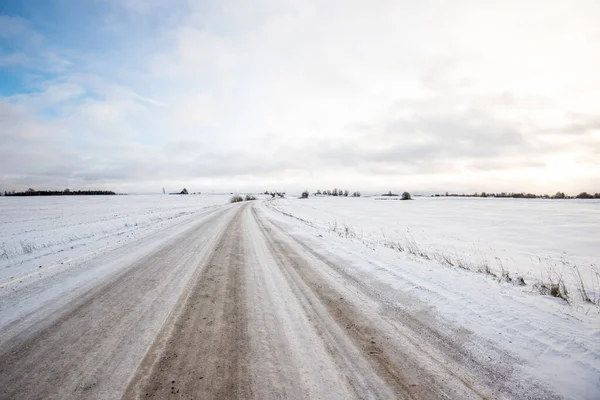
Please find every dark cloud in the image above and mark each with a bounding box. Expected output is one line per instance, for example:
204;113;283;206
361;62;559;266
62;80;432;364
297;102;533;174
554;115;600;136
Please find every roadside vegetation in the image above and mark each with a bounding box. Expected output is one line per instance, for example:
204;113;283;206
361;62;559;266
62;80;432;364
362;225;596;304
230;194;258;203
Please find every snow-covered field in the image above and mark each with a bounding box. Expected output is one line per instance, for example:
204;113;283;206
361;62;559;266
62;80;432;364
270;196;600;305
0;194;231;286
0;195;598;398
264;197;600;398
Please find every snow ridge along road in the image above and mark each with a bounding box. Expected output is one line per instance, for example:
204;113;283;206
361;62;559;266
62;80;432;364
1;201;560;399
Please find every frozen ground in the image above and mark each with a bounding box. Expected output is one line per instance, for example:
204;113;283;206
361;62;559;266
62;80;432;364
270;196;600;304
0;196;598;399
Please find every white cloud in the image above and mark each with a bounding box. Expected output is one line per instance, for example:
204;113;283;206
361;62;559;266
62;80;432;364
1;0;599;193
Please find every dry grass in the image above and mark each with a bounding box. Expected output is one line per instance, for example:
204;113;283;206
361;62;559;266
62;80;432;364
572;264;599;304
379;229;594;305
270;205;600;306
20;240;34;255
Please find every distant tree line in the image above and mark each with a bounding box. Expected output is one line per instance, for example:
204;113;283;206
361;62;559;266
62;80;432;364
5;188;116;196
308;189;413;199
312;188;360;197
431;191;600;199
264;191;286;198
299;189;413;199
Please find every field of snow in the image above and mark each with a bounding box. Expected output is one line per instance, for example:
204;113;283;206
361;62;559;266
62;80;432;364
263;198;600;398
270;196;600;305
0;194;231;286
0;195;598;398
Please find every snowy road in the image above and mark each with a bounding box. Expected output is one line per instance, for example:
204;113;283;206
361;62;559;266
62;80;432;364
0;201;563;399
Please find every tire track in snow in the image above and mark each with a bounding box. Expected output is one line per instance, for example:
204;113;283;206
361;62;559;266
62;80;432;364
129;203;553;399
0;205;238;399
251;205;562;400
0;201;563;399
125;204;251;399
253;208;447;399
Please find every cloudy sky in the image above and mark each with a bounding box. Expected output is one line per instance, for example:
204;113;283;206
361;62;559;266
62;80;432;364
1;0;599;194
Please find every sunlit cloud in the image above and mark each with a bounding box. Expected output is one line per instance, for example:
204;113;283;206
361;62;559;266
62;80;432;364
1;0;599;193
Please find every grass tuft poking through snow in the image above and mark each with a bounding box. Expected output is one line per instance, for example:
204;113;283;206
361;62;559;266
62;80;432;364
267;198;600;307
573;264;599;305
20;240;35;255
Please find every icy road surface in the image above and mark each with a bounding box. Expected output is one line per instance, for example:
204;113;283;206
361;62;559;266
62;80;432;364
0;198;597;399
